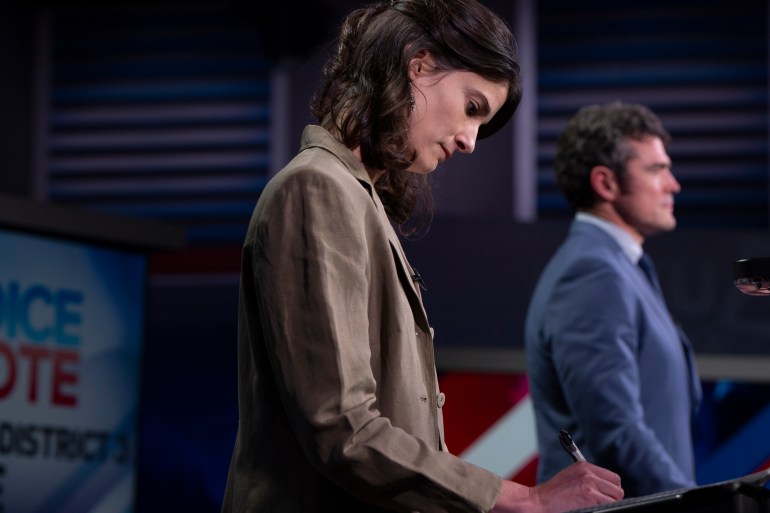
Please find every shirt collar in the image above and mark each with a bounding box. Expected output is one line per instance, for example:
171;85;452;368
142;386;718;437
575;211;643;264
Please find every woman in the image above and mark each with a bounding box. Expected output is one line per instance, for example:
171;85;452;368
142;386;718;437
221;1;624;512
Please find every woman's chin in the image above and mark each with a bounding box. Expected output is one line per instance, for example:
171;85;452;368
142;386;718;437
407;160;438;175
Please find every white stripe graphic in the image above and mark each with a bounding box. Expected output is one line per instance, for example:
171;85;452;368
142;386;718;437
459;394;538;478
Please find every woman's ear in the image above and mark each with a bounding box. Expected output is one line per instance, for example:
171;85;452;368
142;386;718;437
589;165;619;201
408;50;433;80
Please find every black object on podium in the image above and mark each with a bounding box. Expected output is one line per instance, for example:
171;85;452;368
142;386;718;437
565;468;770;513
733;257;770;296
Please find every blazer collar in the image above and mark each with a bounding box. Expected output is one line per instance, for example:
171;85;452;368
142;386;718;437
299;125;374;189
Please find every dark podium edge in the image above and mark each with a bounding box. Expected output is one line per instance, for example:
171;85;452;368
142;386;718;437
0;193;186;251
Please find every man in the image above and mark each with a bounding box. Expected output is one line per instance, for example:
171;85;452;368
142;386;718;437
524;101;702;497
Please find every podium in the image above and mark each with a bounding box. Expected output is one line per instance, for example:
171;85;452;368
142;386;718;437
566;468;770;513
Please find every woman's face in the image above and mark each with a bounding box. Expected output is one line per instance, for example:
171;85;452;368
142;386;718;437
406;55;509;174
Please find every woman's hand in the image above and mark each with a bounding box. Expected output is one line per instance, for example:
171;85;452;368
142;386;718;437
491;462;623;513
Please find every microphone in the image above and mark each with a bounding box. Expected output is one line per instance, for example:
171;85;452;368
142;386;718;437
412;267;427;291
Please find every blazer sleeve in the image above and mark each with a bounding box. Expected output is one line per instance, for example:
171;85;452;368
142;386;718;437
250;164;502;512
545;257;694;494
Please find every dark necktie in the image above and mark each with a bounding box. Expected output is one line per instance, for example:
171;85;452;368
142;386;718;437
638;252;664;298
639;253;701;410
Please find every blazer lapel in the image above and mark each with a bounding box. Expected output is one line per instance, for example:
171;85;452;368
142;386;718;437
371;189;431;333
576;222;700;401
340;145;432;335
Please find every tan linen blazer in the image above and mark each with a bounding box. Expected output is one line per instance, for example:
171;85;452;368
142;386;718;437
221;125;502;512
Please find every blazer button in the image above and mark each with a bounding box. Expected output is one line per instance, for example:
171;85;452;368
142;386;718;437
436;392;446;408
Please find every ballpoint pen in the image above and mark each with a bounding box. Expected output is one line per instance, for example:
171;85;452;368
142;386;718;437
559;429;586;463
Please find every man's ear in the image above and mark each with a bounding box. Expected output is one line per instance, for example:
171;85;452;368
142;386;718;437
589;165;619;201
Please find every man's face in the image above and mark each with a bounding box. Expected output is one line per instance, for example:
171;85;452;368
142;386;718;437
614;136;681;238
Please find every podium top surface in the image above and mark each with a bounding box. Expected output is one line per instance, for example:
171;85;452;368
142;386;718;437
565;467;770;513
0;193;186;251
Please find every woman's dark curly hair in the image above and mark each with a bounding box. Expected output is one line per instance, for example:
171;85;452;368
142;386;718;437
310;0;521;235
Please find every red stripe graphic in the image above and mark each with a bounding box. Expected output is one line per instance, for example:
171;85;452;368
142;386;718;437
438;372;538;485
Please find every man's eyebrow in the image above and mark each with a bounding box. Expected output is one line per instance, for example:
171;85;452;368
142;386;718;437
646;161;672;170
